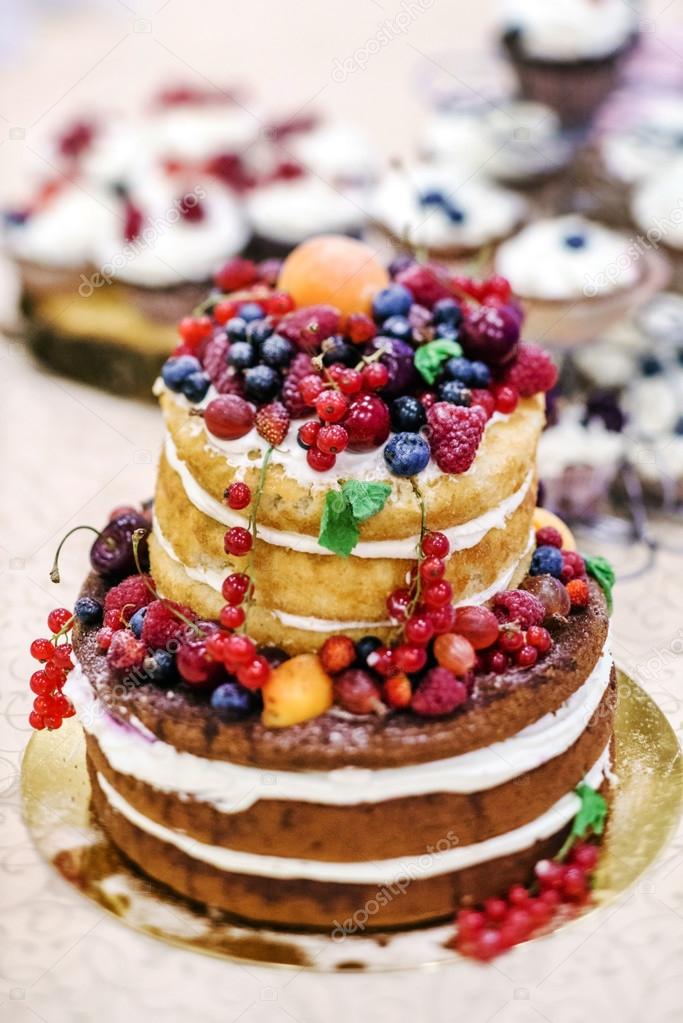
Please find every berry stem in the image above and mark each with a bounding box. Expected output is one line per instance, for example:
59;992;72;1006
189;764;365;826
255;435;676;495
241;445;273;629
131;529;203;637
50;525;100;583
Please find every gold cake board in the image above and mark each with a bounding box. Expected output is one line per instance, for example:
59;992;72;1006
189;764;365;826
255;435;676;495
20;670;683;972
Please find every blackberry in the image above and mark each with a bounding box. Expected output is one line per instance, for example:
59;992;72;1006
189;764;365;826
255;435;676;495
244;364;281;403
390;395;426;433
261;334;296;368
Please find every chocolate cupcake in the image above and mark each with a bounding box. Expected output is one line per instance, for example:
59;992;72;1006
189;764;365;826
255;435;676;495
499;0;640;127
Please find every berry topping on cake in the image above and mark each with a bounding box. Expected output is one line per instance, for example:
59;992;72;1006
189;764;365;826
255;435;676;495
255;401;290;445
411;667;468;717
492;590;545;629
278;236;389;316
383;433;431;476
427;402;487;473
140;599;196;648
501;343;558;397
203;395;255;440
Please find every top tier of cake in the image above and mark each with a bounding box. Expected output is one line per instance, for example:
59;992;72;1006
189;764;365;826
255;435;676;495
149;237;557;654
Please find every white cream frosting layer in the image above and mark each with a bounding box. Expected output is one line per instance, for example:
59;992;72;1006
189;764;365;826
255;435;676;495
246;176;369;245
65;645;611;812
372;163;526;251
495;215;640;300
601;97;683;185
164;432;534;560
632;158;683;252
5;185;117;268
94;748;611;883
500;0;638;60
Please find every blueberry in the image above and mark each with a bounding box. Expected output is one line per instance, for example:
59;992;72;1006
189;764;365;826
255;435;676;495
246;319;274;345
382;315;413;341
129;606;147;638
144;649;175;682
443;199;465;224
321;339;358;367
564;233;587;249
439;380;472;406
356;635;382;665
181;371;210;403
74;596;103;626
237;302;264;322
433;298;462;327
261;334;296;368
226;316;248;342
390;395;426;433
227;341;258;369
434;322;460;341
372;284;413;322
161;354;201;392
244;364;281;403
530;545;564;578
211;680;258;719
639;354;662;376
419;188;446;209
383;432;431;476
444;356;490;388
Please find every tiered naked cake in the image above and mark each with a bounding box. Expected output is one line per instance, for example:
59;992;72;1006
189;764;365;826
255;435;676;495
52;236;615;948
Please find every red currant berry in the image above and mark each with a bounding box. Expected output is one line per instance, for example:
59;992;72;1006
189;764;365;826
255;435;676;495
52;644;73;669
30;670;51;695
493;385;519;414
47;608;72;633
237;654;271;690
213;300;238;325
44;660;66;684
306;447;336;472
178;315;213;348
456;908;486;939
386;588;412;622
299;374;325;405
484;897;508;922
419;556;445;582
571;842;599;871
368;646;396;677
30;638;54;662
361;362;389;392
540;888;561;908
562;865;588;900
266;291;295;316
225;482;251;510
535;859;565;890
44;713;63;730
422;579;453;609
222;633;256;668
221;572;250;605
177;641;214;684
428;604;456;635
347;312;376;344
498;628;524;653
422;531;450;558
404;614;434;646
482;274;512;303
393;644;427;674
33;695;52;715
508;884;530;906
488;650;509;673
516;644;538;668
527;625;552;652
205;632;231;661
297;420;320;449
316;424;349;455
224;526;253;557
29;710;46;730
219;604;246;629
315;390;349;423
337;368;362;395
472;928;505;961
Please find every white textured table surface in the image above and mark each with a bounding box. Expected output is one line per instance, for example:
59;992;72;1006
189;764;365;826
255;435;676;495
2;1;683;1020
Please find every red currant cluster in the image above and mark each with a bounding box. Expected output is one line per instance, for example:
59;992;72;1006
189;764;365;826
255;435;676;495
296;356;391;472
481;623;553;674
455;841;598;961
28;608;76;730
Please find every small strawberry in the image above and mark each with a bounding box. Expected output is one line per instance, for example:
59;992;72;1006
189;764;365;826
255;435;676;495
320;635;356;674
255;401;290;446
383;672;412;708
501;343;558;397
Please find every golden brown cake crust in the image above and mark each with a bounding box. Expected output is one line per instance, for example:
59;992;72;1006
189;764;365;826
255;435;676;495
86;676;614;862
73;573;609;770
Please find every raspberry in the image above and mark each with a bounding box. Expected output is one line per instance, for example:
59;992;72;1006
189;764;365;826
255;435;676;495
411;667;468;717
426;402;487;474
213;366;246;397
203;333;230;384
502;343;558;397
281;352;315;416
320;635;356;674
492;590;545;629
536;526;563;549
255;401;290;445
141;599;196;649
470;388;496;419
104;575;155;618
278;305;341;350
561;550;586;582
214;257;257;292
106;630;146;670
396;263;452;308
566;578;590;607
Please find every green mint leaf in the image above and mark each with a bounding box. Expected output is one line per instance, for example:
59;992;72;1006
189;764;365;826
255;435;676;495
571;784;608;840
585;555;616;613
342;480;391;523
318;491;359;558
414;339;463;385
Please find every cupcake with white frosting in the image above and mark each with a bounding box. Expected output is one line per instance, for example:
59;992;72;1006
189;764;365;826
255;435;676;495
371;163;527;260
421;99;572;190
499;0;640;126
631;157;683;292
494;214;668;343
